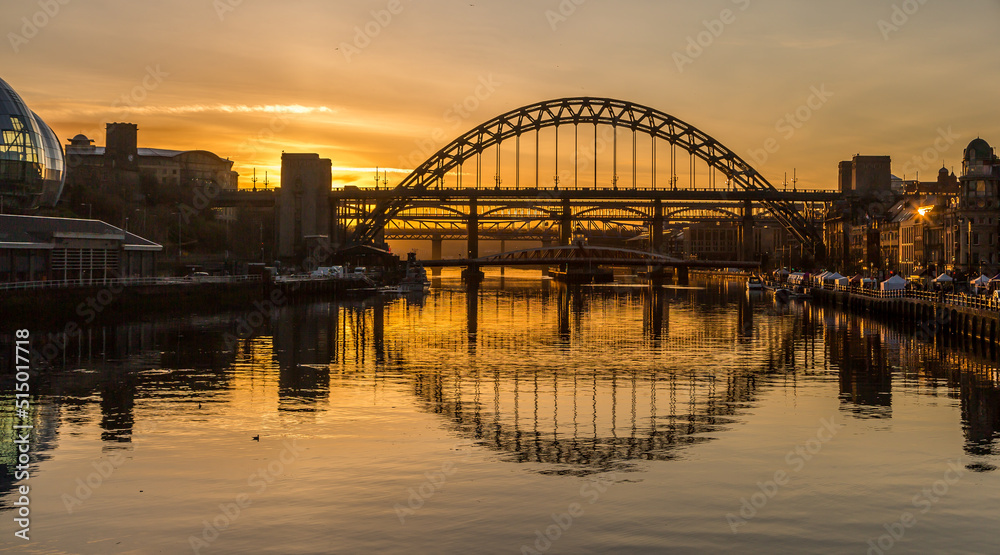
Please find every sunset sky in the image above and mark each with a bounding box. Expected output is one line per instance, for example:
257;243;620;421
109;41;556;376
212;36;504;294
3;0;998;190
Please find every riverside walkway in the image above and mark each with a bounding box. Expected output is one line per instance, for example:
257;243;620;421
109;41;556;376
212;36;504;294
793;282;1000;344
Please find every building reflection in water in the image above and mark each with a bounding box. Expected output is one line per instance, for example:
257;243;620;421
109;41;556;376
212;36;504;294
272;303;334;412
818;303;1000;459
827;312;893;418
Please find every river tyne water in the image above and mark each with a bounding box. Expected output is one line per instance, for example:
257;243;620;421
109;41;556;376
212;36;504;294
1;272;999;554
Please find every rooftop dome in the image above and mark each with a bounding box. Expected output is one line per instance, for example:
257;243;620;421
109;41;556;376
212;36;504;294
965;138;994;162
0;76;65;209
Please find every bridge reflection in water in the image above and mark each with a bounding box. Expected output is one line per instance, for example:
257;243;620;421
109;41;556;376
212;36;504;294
411;282;774;472
4;278;1000;505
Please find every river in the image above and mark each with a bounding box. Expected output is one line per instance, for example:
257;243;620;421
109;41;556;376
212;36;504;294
1;272;998;554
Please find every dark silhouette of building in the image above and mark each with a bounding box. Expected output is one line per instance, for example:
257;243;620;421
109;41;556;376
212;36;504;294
277;153;332;263
65;123;238;195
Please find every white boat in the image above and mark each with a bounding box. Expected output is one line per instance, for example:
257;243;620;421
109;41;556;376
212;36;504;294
747;275;764;291
400;254;430;292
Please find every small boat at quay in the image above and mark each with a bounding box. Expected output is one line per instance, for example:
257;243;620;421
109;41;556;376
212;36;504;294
401;255;430;292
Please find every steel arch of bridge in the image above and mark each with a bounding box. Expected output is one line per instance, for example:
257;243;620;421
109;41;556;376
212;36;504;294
351;97;823;251
665;206;741;220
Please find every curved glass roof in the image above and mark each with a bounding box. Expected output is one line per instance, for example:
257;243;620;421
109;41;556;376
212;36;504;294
0;76;65;209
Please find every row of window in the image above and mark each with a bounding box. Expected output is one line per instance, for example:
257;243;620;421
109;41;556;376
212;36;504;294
51;248;120;272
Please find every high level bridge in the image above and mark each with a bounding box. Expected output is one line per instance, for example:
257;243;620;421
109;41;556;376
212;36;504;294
215;97;841;262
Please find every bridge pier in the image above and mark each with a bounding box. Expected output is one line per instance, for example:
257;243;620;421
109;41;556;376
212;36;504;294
540;239;552;276
277;153;331;264
740;199;754;262
676;265;689;285
650;199;664;254
559;197;572;246
499;240;505;276
431;233;442;276
467;196;479;259
464;196;484;283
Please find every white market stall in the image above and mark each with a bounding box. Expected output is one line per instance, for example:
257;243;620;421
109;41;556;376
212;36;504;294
880;275;907;291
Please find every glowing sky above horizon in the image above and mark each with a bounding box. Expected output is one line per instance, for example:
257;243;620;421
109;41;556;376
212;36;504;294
3;0;998;190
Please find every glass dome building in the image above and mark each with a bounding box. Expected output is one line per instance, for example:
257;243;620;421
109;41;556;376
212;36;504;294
0;76;65;210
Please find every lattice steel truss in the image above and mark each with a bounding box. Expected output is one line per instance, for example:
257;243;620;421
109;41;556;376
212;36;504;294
351;97;824;252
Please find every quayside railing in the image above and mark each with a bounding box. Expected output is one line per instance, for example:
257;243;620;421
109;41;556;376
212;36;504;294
771;281;998;311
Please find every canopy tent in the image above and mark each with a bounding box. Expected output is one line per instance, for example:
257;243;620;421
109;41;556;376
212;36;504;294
849;274;863;285
823;272;847;286
774;268;790;276
933;273;954;283
880;275;907;291
972;274;991;287
861;278;878;288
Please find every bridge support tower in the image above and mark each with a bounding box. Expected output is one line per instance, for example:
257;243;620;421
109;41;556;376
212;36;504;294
277;153;331;264
464;196;483;282
650;199;664;254
648;199;665;281
559;197;572;246
467;196;479;259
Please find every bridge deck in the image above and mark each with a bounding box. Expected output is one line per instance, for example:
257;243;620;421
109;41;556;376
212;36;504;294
214;187;840;207
422;258;760;268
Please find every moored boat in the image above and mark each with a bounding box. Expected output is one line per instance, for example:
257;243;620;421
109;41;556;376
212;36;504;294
401;254;430;292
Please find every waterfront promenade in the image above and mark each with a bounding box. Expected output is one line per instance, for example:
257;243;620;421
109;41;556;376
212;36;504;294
787;281;1000;344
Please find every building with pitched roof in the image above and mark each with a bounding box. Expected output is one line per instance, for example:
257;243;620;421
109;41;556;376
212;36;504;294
0;214;161;283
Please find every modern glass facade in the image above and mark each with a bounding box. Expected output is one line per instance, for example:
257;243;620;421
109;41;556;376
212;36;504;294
0;76;65;209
